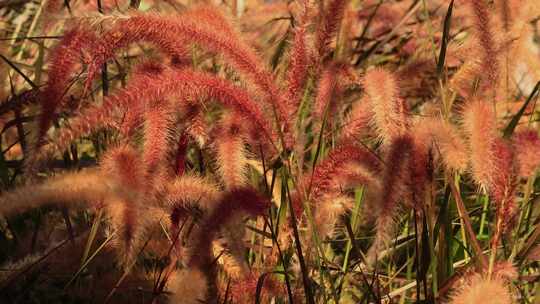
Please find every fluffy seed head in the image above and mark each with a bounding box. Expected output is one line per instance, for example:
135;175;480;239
367;135;414;264
315;0;349;60
32;26;98;158
100;145;144;200
284;15;309;120
106;197;144;269
512;128;540;177
313;195;355;240
467;0;500;89
363;68;409;146
49;65;277;162
141;99;176;186
163;175;222;214
0;169;109;217
308;143;381;200
449;273;513;304
412;117;468;172
167;269;208;304
339;96;372;144
490;138;518;235
230;271;286;304
462;99;498;188
188;188;270;269
214;112;249;190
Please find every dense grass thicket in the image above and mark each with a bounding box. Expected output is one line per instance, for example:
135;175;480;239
1;0;540;303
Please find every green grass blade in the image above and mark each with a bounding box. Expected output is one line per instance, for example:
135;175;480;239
437;0;454;77
503;81;540;138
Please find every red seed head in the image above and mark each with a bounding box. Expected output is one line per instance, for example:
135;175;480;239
512;128;540;178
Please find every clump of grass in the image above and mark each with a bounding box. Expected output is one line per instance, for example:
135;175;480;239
0;0;539;303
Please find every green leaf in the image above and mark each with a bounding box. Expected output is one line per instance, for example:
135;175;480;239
437;0;454;77
503;81;540;138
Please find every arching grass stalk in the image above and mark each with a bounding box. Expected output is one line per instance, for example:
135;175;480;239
449;173;488;270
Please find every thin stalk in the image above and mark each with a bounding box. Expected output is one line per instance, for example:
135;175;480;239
510;174;536;262
342;187;364;272
284;175;315;304
478;194;489;239
65;232;115;289
448;174;488;270
264;216;294;304
80;208;104;265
